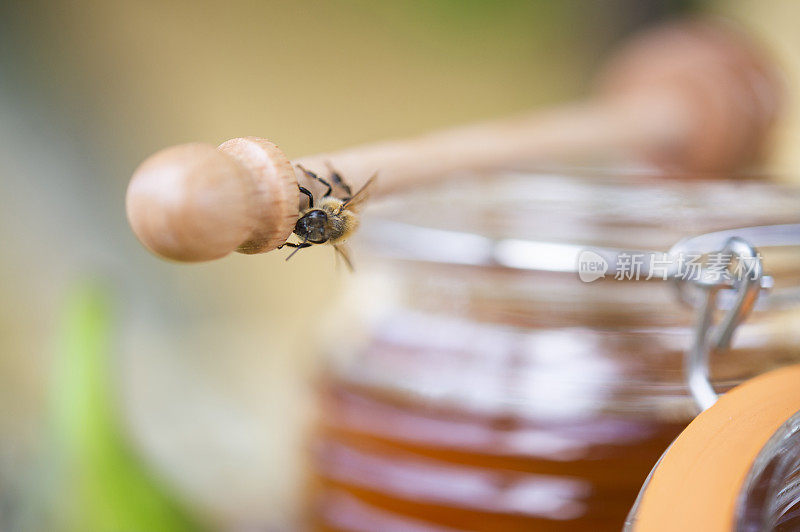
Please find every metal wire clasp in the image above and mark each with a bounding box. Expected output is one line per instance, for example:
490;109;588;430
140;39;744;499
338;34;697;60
682;237;764;412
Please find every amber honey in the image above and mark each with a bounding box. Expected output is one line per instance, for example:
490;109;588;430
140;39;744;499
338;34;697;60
309;381;686;531
302;305;701;531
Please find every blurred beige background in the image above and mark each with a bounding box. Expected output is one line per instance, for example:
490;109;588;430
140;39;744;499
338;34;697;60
2;0;800;529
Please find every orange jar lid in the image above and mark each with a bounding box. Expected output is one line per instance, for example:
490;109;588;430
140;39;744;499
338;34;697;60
632;363;800;531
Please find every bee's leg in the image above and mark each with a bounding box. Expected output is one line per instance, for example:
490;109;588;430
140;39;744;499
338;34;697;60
325;163;353;199
298;185;314;208
298;165;332;197
333;244;354;272
284;242;312;261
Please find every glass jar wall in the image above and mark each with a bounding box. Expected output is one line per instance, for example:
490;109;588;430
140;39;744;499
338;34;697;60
306;170;800;531
736;409;800;531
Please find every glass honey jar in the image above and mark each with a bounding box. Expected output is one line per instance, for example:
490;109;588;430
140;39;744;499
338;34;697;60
305;169;800;531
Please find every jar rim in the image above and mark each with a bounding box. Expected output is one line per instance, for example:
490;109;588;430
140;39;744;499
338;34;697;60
357;169;800;312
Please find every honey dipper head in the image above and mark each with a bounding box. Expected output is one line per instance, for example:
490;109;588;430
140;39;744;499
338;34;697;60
126;138;299;262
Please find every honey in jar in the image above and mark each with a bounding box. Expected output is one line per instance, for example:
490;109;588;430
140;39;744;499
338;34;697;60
306;171;800;531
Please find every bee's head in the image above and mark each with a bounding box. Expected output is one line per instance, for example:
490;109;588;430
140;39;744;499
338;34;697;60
294;210;328;243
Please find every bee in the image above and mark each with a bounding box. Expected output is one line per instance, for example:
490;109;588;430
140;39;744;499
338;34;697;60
278;165;376;270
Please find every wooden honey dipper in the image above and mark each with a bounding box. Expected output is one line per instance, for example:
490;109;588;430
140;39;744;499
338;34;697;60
127;19;781;262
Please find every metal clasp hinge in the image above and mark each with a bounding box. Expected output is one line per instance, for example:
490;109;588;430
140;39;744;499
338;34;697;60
681;237;765;412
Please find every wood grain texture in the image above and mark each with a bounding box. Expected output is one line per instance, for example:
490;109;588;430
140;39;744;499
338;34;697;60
218;137;299;255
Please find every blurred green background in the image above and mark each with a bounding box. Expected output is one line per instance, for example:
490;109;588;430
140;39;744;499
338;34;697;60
2;1;800;530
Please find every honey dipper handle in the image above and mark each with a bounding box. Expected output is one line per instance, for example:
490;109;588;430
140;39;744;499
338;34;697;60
126;18;781;262
300;19;780;193
296;97;677;195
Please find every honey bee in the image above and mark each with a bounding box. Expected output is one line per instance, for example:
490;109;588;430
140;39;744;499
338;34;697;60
278;165;376;270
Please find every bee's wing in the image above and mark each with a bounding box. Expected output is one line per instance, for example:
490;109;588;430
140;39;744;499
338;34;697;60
343;173;377;213
333;243;355;272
